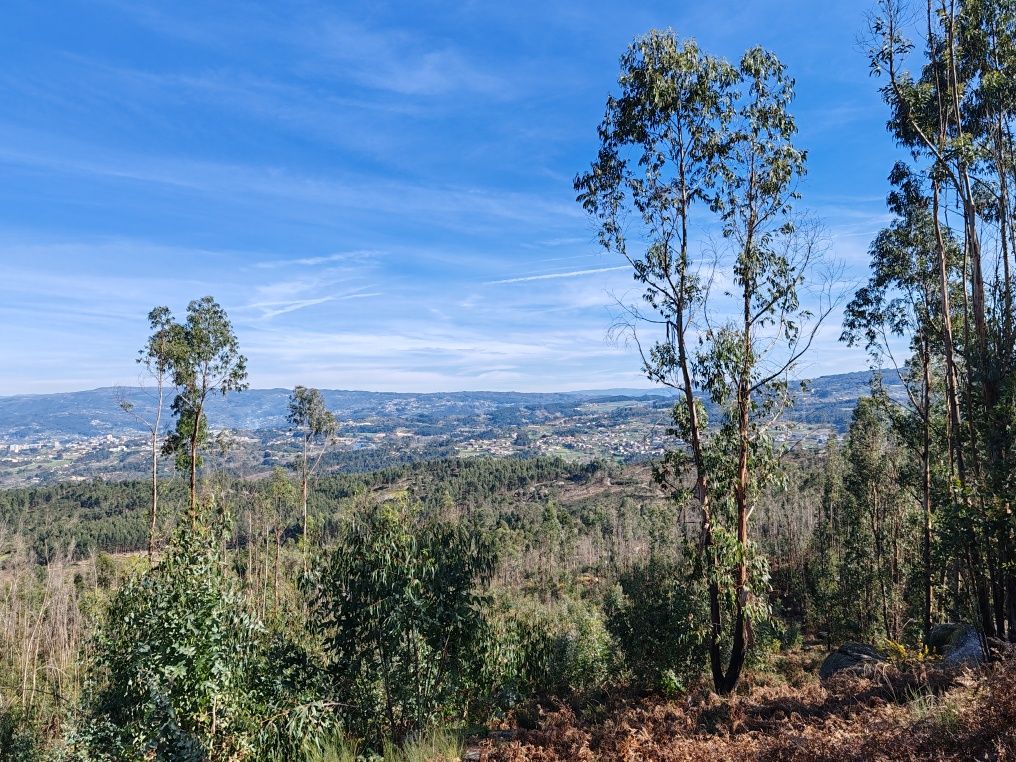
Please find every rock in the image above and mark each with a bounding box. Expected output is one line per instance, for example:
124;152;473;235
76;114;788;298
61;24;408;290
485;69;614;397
987;637;1016;659
819;642;887;680
926;623;986;667
926;623;962;652
927;622;986;666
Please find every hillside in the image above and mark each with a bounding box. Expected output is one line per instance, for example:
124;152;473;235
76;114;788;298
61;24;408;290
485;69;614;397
0;371;898;440
0;370;904;486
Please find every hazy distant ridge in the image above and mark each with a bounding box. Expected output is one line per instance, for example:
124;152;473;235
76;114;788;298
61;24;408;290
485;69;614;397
0;370;898;441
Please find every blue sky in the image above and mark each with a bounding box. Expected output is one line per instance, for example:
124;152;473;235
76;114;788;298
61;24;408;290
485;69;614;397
0;0;898;395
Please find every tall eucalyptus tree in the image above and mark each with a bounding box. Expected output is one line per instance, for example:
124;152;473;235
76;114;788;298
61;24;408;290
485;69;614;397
161;297;248;526
867;0;1016;638
842;163;960;637
575;29;828;694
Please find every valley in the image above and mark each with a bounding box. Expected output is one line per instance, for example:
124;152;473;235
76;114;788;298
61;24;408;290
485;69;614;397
0;370;899;486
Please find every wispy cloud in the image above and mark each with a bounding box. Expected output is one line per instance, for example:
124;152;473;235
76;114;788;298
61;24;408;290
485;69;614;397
249;292;379;320
307;21;506;97
103;2;508;100
486;266;630;285
253;251;381;269
0;124;580;235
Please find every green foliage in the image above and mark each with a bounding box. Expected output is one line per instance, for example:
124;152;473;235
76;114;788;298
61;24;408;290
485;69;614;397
165;296;249;404
605;558;707;693
310;500;494;750
744;614;794;672
288;387;338;443
382;727;463;762
71;524;334;761
490;594;614;702
162;405;208;475
93;553;116;590
0;706;44;762
863;0;1016;641
0;456;627;563
808;397;919;644
309;727;463;762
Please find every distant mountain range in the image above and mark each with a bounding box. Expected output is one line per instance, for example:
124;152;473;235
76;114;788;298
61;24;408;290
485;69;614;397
0;370;901;442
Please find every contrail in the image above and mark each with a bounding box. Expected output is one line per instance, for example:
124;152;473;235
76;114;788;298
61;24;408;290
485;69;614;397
487;265;629;285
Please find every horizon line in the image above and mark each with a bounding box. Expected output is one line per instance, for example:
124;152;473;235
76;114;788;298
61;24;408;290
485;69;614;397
0;368;895;400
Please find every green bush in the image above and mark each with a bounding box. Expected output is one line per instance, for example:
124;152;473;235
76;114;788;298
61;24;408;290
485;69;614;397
745;617;783;672
309;726;462;762
489;594;614;702
605;558;707;693
93;553;116;590
310;500;494;750
0;706;43;762
69;524;334;761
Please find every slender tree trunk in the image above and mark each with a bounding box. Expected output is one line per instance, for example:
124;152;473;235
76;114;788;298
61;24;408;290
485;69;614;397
1005;541;1016;641
870;485;892;639
677;278;749;695
991;551;1006;637
247;508;254;593
929;182;993;631
189;437;198;527
996;119;1014;346
274;525;281;610
932;182;965;485
944;1;1000;635
302;437;309;573
189;437;197;527
922;340;933;639
262;527;271;618
674;303;731;693
148;379;163;561
188;402;204;529
721;253;755;695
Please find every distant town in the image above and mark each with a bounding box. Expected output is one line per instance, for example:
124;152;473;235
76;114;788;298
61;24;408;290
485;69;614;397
0;375;873;485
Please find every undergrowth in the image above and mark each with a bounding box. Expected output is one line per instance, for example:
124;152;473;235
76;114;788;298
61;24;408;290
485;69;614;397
479;657;1016;761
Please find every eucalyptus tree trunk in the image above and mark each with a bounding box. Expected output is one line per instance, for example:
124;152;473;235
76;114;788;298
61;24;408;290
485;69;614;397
674;303;729;692
921;338;933;639
148;380;163;561
188;402;202;529
302;435;310;573
274;525;282;611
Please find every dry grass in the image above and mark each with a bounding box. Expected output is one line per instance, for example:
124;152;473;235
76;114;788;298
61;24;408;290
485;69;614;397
479;657;1016;761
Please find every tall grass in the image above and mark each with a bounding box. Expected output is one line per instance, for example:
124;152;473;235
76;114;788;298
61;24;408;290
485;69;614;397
311;727;464;761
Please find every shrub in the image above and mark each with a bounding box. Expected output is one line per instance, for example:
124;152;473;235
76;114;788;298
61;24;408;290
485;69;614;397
744;615;789;672
605;558;707;693
0;706;43;762
93;553;116;590
70;524;334;761
310;500;495;750
494;595;614;701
